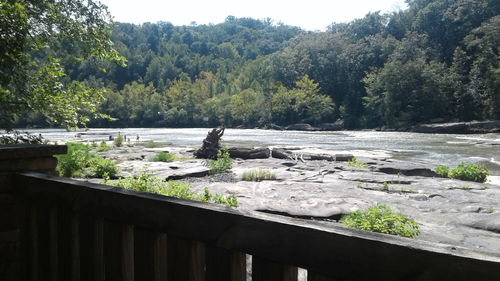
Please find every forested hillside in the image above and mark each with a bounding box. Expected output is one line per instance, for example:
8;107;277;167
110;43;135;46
15;0;499;129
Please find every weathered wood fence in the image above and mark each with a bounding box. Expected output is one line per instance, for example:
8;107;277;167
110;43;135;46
14;172;500;281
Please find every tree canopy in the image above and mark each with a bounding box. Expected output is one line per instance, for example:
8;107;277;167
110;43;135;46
0;0;125;130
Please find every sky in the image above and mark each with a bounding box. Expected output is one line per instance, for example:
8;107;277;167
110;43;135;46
98;0;408;31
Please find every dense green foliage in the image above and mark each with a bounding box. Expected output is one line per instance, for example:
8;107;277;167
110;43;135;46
341;203;420;238
8;0;500;129
437;163;489;182
436;165;450;177
105;171;238;207
241;169;277;181
55;142;118;178
1;0;125;130
209;148;233;174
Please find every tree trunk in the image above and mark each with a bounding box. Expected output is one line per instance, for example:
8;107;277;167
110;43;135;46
194;128;225;159
228;147;270;159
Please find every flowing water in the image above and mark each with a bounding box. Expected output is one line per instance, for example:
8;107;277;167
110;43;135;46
18;128;500;176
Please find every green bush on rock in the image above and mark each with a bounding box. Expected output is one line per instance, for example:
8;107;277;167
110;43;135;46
104;171;238;207
340;203;420;238
436;163;489;183
56;142;118;178
209;147;233;174
88;157;118;178
113;134;124;147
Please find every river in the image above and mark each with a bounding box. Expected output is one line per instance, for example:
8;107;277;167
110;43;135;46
21;128;500;176
20;128;500;176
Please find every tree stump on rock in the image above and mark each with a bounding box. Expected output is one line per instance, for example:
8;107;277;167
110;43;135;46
194;127;225;159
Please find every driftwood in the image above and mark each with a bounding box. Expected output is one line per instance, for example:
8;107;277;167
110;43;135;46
228;147;270;159
333;154;355;161
193;129;354;162
271;148;295;160
193;127;225;159
303;153;334;161
271;148;354;162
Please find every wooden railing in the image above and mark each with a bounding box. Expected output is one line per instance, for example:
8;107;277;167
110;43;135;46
14;172;500;281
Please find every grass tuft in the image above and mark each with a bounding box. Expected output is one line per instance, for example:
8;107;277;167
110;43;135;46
150;151;176;162
242;169;277;181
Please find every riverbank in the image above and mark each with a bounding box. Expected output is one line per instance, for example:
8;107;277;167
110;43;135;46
11;119;500;134
256;120;500;134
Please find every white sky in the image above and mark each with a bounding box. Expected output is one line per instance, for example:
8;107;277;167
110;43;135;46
98;0;408;31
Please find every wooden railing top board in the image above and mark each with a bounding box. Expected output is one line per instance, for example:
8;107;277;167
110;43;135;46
0;144;67;159
14;172;500;281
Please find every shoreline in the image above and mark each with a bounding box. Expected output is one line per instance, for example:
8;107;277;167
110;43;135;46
8;120;500;135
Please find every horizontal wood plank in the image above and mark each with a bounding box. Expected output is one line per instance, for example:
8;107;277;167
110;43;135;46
0;145;67;160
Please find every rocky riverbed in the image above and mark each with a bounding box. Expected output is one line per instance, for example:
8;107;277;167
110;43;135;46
84;142;500;255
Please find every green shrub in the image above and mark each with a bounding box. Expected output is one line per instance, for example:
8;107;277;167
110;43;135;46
242;169;277;181
150;151;176;162
105;171;238;207
56;142;118;178
436;163;489;183
449;163;489;183
436;165;449;177
113;134;124;147
56;143;93;177
209;147;233;174
347;157;367;168
201;187;239;207
88;157;118;178
96;141;110;152
340;203;420;238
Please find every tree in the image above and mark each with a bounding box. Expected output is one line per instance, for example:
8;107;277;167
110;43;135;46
463;15;500;119
363;59;452;127
0;0;125;130
271;75;335;125
230;89;267;126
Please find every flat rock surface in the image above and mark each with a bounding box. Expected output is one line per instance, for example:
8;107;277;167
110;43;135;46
195;156;500;254
99;144;500;254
